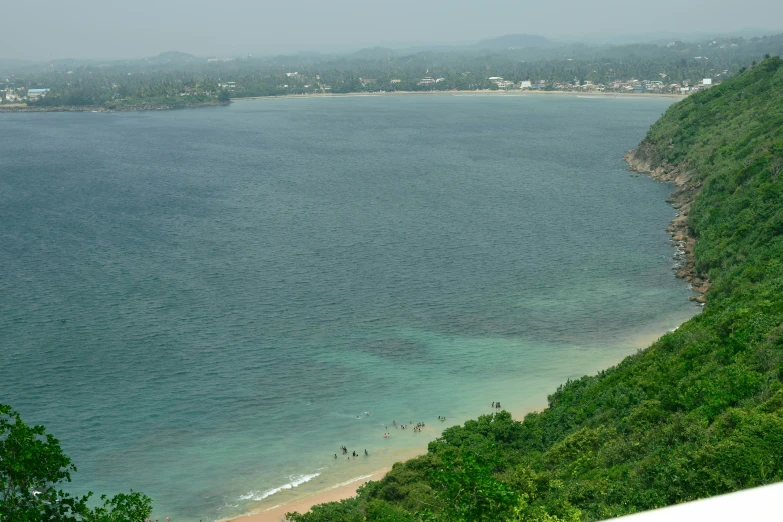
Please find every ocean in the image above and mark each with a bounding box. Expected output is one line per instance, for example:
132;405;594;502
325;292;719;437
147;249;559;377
0;94;699;521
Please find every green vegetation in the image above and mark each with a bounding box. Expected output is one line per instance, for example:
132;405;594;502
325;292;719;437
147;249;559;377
287;56;783;521
0;404;152;521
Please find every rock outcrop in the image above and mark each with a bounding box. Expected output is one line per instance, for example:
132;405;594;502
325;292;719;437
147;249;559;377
624;143;709;303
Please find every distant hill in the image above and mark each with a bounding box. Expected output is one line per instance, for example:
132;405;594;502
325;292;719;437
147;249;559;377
472;34;553;50
145;51;198;64
0;58;34;72
352;47;397;60
0;58;33;67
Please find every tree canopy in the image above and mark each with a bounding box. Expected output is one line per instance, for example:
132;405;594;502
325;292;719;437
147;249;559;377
0;404;152;522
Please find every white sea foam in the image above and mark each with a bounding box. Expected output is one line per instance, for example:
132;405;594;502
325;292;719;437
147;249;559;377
330;474;374;489
238;473;321;502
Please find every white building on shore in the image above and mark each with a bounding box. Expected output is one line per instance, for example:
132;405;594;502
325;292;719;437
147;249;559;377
27;88;50;100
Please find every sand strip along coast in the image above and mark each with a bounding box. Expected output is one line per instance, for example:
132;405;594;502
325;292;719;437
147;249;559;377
225;328;679;522
226;469;388;522
233;90;685;102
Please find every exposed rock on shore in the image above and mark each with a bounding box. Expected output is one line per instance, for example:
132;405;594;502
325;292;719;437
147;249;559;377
624;142;709;303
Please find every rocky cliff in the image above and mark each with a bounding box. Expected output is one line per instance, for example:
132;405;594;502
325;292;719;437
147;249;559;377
625;142;710;302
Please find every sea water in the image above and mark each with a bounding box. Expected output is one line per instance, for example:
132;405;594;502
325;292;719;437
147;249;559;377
0;94;699;521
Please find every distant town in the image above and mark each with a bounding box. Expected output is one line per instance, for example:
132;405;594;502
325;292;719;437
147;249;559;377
1;33;780;110
0;73;726;108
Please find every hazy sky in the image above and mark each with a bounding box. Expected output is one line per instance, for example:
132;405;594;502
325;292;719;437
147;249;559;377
2;0;783;60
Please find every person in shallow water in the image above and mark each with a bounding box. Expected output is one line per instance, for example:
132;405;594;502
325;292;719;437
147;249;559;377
364;449;368;456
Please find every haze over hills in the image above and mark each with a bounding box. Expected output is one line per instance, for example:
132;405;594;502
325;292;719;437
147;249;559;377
471;34;554;50
3;30;783;67
563;27;783;45
144;50;200;65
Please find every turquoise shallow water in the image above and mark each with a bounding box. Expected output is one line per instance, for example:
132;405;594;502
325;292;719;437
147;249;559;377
0;94;699;521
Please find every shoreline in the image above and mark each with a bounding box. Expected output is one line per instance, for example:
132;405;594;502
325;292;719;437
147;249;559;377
224;328;682;522
624;145;710;302
0;90;685;114
233;89;686;102
0;100;229;113
226;469;389;522
216;136;702;522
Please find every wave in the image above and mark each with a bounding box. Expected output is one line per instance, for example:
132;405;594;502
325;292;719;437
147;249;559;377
238;473;320;502
330;474;375;489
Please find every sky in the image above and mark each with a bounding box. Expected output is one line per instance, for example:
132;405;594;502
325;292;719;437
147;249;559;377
2;0;783;61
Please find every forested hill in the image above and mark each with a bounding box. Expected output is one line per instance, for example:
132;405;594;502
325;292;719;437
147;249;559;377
289;56;783;521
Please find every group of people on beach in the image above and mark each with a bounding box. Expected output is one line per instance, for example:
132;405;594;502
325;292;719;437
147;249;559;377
385;419;427;435
340;408;508;460
337;446;368;460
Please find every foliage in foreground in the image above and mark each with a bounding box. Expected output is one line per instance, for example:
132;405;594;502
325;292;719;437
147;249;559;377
288;57;783;521
0;404;152;521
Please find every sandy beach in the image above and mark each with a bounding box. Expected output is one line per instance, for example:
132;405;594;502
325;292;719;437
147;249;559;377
224;327;674;522
226;469;389;522
233;89;686;102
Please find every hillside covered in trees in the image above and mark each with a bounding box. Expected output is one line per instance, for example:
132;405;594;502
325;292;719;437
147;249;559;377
287;56;783;521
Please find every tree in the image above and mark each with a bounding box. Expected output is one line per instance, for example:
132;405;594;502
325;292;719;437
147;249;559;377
218;89;231;103
427;449;519;522
0;404;152;521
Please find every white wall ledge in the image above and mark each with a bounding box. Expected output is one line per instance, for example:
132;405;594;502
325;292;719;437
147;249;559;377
611;482;783;521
